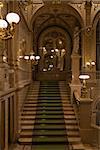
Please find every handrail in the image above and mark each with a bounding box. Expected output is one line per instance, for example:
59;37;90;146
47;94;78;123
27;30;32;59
68;143;73;150
73;90;80;105
73;90;80;126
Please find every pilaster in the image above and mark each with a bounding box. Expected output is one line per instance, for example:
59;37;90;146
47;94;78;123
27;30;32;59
84;1;93;65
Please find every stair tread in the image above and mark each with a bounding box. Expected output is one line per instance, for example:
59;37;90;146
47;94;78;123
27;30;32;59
66;125;79;129
32;136;67;143
65;116;76;119
21;120;35;124
34;124;66;129
68;137;81;142
67;131;80;136
18;138;32;143
65;120;77;123
33;130;67;136
20;131;33;136
72;143;85;150
35;119;65;124
21;116;35;119
21;125;34;130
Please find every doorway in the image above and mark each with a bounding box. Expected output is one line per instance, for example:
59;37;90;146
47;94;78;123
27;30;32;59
36;26;72;81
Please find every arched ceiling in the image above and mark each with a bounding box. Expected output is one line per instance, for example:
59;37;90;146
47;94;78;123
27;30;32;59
19;0;100;31
31;3;84;38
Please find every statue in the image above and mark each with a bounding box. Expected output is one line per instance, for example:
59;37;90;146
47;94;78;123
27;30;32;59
56;49;66;71
73;26;80;54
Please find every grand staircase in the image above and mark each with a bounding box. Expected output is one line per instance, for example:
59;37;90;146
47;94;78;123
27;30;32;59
18;81;85;150
32;81;69;150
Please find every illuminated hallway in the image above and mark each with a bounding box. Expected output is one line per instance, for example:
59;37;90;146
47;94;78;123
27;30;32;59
0;1;100;150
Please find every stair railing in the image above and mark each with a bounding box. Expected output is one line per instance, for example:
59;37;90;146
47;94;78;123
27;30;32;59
68;143;73;150
73;90;80;126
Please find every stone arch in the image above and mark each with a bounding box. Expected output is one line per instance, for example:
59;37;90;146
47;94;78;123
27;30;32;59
92;11;100;71
92;10;100;28
30;3;84;31
31;3;85;55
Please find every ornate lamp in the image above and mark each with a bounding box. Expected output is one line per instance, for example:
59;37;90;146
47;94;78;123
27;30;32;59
23;53;40;65
0;2;20;40
86;60;95;70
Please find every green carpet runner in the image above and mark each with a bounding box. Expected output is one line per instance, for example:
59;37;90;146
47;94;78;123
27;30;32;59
32;81;69;150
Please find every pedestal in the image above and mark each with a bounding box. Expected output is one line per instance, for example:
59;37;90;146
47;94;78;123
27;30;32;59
79;98;94;144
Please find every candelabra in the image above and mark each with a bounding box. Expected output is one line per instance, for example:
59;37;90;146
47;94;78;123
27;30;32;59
0;2;20;40
18;53;40;66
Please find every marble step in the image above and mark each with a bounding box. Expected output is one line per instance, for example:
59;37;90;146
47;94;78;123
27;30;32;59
65;125;79;130
24;103;38;106
21;120;35;124
67;131;80;137
65;120;77;124
28;91;39;93
68;137;81;143
21;112;36;115
65;115;76;120
27;96;38;98
18;137;33;144
25;101;38;104
64;111;75;115
62;104;73;107
21;125;34;130
20;131;33;137
72;143;85;150
63;107;74;111
21;116;35;119
24;101;66;104
22;108;36;111
26;97;38;100
21;111;64;115
22;107;37;111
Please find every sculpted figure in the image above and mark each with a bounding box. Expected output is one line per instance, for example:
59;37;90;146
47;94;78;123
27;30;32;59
73;26;80;54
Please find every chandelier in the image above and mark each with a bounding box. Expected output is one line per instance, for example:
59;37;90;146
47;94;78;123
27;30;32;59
0;2;20;40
